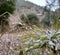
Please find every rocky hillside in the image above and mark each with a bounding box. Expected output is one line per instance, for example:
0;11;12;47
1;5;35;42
16;0;43;10
9;0;45;28
16;0;44;15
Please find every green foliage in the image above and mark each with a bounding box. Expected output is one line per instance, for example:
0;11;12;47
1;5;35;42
0;0;16;14
21;13;40;26
0;0;16;33
21;14;27;23
27;13;39;25
41;9;52;27
20;26;60;55
41;17;51;26
0;13;9;33
52;9;60;30
41;9;60;30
